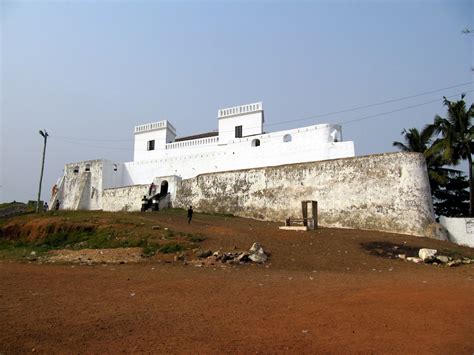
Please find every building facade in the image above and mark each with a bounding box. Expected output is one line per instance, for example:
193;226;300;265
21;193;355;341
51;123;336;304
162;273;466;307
52;102;355;211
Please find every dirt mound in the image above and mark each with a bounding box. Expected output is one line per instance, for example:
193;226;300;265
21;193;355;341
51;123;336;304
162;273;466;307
1;218;96;242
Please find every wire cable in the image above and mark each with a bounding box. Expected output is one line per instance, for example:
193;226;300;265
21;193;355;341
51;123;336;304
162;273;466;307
51;81;474;142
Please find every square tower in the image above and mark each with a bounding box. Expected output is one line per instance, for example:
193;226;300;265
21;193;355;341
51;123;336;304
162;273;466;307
217;102;264;143
133;120;176;161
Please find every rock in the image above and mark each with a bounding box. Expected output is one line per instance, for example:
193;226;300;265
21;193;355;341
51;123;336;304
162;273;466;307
447;260;462;267
462;258;472;264
425;223;450;242
196;249;212;259
406;257;422;264
397;254;407;260
152;226;160;230
30;251;37;256
435;255;449;263
419;248;437;262
237;252;250;262
248;243;268;263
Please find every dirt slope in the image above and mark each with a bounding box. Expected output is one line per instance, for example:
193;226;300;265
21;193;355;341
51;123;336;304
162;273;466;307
0;210;473;353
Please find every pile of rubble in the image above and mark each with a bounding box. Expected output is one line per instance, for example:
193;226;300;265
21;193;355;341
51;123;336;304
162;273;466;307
398;248;473;267
187;242;269;267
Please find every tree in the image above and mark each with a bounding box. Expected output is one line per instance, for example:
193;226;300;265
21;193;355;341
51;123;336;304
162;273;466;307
429;95;474;217
393;126;451;192
393;126;464;217
433;174;470;217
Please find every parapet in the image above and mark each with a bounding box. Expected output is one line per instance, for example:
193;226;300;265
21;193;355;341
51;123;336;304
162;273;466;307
134;120;176;134
218;102;263;119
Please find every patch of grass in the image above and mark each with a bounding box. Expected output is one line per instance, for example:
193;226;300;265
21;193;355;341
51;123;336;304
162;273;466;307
159;243;184;254
142;242;160;257
184;233;206;243
163;230;175;239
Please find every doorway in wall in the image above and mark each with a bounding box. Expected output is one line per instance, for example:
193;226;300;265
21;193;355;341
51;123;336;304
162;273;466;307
160;180;168;196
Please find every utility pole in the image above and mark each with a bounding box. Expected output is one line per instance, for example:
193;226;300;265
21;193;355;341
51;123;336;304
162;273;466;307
36;130;49;213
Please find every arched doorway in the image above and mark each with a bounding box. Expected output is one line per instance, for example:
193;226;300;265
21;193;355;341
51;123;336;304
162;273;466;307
160;180;168;196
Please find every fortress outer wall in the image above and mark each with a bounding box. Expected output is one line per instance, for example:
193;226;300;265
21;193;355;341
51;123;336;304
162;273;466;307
174;152;435;237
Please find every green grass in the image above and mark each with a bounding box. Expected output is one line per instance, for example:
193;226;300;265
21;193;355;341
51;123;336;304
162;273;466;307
0;210;207;260
159;243;184;254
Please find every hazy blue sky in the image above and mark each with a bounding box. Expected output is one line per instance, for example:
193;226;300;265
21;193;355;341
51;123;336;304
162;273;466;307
1;0;473;203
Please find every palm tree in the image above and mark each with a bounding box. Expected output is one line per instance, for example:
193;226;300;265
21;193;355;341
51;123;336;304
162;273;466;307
429;95;474;217
393;126;449;191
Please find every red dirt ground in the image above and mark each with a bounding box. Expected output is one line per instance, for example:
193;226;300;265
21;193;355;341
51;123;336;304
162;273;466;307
1;211;473;354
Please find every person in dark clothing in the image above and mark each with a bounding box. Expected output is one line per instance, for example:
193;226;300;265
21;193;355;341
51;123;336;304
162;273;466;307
54;200;60;211
148;182;155;196
187;206;193;224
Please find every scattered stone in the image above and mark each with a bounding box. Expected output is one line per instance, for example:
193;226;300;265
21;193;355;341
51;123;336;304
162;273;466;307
30;251;37;256
397;254;407;260
447;260;462;267
419;248;437;262
406;257;422;264
248;242;268;263
236;252;250;262
435;255;449;264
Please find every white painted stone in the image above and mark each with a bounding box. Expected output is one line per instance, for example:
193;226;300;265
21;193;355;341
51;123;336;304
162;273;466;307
418;248;437;262
439;216;474;248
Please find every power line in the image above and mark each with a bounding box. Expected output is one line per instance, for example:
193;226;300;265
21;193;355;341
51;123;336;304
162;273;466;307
51;81;474;143
338;89;474;125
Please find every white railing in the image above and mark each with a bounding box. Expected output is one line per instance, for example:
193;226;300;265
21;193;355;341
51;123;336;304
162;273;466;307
134;120;176;134
166;136;219;150
218;102;263;118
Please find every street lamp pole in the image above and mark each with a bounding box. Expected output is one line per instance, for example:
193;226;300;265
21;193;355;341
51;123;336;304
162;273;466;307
36;129;49;213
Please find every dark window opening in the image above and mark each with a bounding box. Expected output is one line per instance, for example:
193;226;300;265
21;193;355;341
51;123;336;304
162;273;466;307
147;140;155;151
85;163;91;172
235;126;243;138
113;164;118;171
251;139;261;147
283;134;292;143
73;166;79;173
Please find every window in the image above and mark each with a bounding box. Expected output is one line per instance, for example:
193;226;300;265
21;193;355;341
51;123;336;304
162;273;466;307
85;163;91;172
251;139;260;147
235;125;243;138
283;134;292;143
73;166;79;173
147;140;155;151
113;164;118;172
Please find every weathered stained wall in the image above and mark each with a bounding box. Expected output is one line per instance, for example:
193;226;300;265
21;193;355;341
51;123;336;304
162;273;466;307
59;160;104;210
102;184;149;212
174;152;435;237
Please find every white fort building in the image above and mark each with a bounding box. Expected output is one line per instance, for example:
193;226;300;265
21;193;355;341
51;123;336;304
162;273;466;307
53;102;355;211
51;101;437;240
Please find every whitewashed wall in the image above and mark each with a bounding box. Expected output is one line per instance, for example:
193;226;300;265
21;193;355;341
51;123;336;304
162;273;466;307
439;216;474;248
122;124;354;185
174;152;435;237
102;184;149;212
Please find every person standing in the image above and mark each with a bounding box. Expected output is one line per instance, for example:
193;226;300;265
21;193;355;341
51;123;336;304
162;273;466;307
187;206;193;224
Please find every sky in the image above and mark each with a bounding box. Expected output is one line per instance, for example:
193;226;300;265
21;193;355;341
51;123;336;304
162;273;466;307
1;0;473;203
